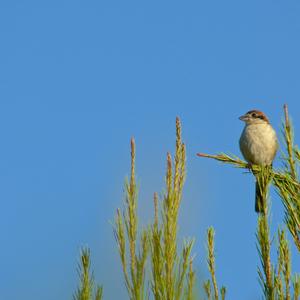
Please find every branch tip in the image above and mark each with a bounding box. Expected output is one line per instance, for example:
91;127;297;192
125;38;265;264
284;104;289;125
197;152;209;158
130;137;135;149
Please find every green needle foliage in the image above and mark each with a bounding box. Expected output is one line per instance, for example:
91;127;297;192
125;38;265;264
114;138;149;300
74;248;103;300
275;104;300;252
256;207;274;298
114;117;197;300
73;106;300;299
277;230;291;300
149;117;195;300
204;227;226;300
74;118;203;300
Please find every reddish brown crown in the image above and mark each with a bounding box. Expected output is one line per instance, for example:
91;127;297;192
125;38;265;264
246;110;270;123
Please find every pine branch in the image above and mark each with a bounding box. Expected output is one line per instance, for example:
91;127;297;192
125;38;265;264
74;248;102;300
114;138;149;300
205;228;225;300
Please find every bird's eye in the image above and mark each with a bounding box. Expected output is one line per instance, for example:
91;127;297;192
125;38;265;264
251;113;257;118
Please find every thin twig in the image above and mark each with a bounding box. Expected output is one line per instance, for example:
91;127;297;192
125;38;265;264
284;104;297;179
197;152;300;188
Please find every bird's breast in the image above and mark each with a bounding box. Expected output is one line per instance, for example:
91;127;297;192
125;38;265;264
239;123;278;165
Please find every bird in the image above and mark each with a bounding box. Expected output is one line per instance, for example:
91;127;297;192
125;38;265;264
239;110;278;213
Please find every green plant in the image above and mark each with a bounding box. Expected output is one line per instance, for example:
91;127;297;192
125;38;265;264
204;227;226;300
114;117;198;300
114;138;149;300
148;117;195;300
74;248;103;300
73;105;300;300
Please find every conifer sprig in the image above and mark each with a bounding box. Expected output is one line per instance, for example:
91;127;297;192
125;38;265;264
205;227;226;300
113;118;196;300
114;138;149;300
257;212;274;299
74;248;103;300
150;117;195;300
283;104;297;180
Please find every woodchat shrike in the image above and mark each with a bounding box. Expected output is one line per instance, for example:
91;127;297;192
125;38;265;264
239;110;278;213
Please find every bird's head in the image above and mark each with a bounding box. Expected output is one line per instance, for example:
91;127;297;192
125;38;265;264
239;110;270;125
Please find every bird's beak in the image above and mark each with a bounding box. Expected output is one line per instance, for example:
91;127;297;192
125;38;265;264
239;114;248;121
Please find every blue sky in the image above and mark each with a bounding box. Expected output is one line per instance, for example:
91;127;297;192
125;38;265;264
1;1;300;299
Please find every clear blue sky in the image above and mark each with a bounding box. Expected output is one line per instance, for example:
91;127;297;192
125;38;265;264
1;1;300;299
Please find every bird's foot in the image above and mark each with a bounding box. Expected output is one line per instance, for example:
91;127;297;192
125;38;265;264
245;162;253;170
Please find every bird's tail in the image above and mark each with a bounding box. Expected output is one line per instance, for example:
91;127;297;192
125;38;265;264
255;181;264;213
